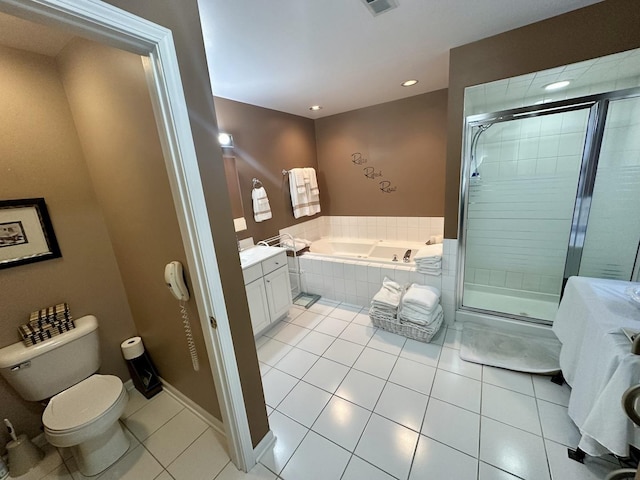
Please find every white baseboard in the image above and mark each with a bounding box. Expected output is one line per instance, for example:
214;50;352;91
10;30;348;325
253;430;275;462
157;377;226;438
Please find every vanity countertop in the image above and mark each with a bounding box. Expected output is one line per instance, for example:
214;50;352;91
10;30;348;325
239;245;286;269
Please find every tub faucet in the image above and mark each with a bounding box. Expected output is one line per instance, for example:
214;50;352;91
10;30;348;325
403;249;412;263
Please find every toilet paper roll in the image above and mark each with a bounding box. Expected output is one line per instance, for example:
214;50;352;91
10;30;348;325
121;337;145;360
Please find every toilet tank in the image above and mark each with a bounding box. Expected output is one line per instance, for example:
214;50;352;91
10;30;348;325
0;315;101;401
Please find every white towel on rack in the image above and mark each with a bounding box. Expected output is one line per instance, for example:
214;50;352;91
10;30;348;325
305;167;320;195
289;167;321;218
252;187;272;222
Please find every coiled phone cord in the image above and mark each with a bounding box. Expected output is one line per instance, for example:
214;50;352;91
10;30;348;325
180;300;200;371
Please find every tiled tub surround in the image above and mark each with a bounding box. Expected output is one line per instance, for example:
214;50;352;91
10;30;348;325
280;216;445;243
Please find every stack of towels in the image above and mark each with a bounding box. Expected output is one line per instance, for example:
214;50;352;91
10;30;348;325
398;284;443;331
19;303;75;347
288;167;321;218
252;186;272;222
414;243;443;276
370;277;403;321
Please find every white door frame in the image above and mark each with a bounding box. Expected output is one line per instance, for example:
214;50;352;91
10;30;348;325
0;0;256;471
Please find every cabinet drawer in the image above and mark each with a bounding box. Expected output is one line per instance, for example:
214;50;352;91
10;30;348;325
242;263;263;285
261;251;287;275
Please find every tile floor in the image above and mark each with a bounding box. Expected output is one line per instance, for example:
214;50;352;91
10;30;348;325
10;299;629;480
256;300;627;480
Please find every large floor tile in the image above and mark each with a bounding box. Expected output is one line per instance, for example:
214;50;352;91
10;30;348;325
438;346;482;380
295;330;335;356
431;370;481;413
143;408;208;467
97;444;164;480
302;357;350;393
154;472;173;480
13;443;63;480
422;398;480;458
312;396;371;451
322;338;364;367
336;370;386;410
409;435;478;480
167;428;229;480
276;381;331;427
308;299;340;315
353;347;397;379
545;439;619;480
481;383;541;435
260;411;308;474
273;347;319;379
351;312;375;327
328;304;362;322
269;322;311;346
483;366;534;396
280;431;350;480
124;392;184;441
355;414;419;480
259;362;272;377
478;462;522;480
122;388;149;419
290;310;325;330
41;464;73;480
480;417;550;480
443;328;462;349
537;399;581;447
388;357;436;395
257;338;293;366
532;375;571;407
374;382;428;432
367;329;407;355
399;339;441;367
341;456;396;480
313;316;350;337
339;323;377;346
216;461;276;480
261;369;298;408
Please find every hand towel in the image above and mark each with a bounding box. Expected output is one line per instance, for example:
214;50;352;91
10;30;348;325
289;167;321;218
252;187;272;222
402;283;441;312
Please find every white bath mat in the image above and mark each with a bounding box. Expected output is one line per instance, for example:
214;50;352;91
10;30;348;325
460;322;561;374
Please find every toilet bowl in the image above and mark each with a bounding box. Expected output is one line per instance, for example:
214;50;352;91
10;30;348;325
0;316;130;476
43;374;130;476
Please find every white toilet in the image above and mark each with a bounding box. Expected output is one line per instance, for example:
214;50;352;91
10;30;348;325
0;315;129;476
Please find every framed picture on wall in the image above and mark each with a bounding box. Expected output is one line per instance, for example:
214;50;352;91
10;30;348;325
0;198;61;269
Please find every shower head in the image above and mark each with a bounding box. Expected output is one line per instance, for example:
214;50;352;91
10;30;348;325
470;123;493;178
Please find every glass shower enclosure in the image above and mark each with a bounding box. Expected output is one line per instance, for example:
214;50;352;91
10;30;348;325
459;89;640;323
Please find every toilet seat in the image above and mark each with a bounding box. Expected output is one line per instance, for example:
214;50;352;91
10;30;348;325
43;374;128;448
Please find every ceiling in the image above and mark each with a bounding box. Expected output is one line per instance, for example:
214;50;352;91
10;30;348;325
198;0;602;119
0;11;74;57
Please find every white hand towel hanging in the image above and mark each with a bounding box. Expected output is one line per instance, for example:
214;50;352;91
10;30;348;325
252;186;272;222
289;167;321;218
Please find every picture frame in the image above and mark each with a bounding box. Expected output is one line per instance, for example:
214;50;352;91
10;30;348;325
0;198;61;269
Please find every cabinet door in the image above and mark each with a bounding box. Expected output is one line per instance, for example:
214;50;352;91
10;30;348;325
264;265;292;322
245;279;270;335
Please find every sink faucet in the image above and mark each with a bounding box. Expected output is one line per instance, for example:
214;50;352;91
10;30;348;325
403;249;412;263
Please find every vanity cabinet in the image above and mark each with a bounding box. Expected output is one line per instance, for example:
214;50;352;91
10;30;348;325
242;249;292;336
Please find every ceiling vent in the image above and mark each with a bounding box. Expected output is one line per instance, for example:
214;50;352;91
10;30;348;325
361;0;398;16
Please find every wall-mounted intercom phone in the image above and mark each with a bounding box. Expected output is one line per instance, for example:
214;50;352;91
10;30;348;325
164;261;200;371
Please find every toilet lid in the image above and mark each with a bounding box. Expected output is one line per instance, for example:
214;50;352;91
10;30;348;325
43;374;123;431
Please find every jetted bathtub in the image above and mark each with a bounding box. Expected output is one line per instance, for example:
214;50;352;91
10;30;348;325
307;238;425;266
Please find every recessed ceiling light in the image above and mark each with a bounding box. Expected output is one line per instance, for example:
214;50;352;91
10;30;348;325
544;80;570;91
218;132;233;148
309;105;322;111
401;79;419;87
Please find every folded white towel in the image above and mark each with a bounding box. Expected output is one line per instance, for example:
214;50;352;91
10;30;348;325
402;283;441;312
371;277;403;309
400;304;443;327
252;187;272;222
305;167;320;194
289;167;321;218
414;244;443;261
291;168;306;193
281;237;310;252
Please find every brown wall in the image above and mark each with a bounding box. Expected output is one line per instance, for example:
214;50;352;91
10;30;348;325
104;0;268;446
0;45;137;446
57;38;221;419
445;0;640;238
315;90;447;217
213;97;319;242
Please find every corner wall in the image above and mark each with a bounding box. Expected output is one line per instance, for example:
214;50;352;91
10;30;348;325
0;44;137;446
445;0;640;238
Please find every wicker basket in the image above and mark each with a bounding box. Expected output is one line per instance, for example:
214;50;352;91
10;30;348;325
369;306;443;343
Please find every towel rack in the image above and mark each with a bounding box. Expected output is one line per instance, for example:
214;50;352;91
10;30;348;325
282;169;289;176
252;178;263;189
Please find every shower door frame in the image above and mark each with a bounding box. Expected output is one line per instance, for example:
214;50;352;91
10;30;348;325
456;87;640;325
